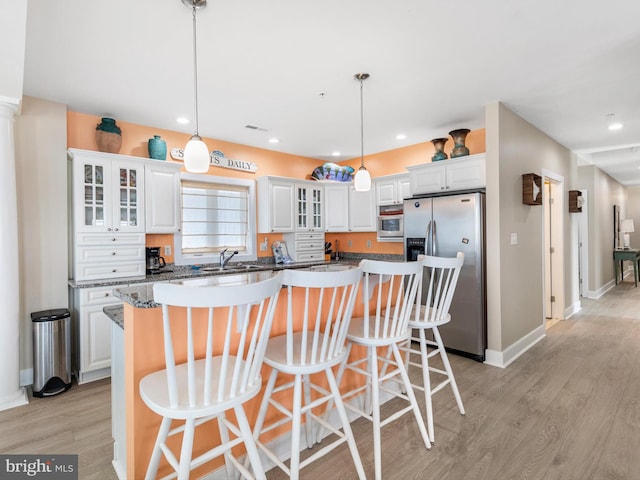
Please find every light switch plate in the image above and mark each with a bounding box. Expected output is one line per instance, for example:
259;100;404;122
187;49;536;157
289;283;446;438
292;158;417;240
510;233;518;245
164;245;172;256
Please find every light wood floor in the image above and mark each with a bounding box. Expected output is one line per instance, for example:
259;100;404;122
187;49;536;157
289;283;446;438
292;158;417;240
3;282;640;480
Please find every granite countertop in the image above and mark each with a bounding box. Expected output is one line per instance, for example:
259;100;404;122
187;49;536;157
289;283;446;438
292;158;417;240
104;305;124;329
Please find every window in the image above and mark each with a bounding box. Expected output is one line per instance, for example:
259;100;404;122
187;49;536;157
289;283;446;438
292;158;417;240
174;173;256;266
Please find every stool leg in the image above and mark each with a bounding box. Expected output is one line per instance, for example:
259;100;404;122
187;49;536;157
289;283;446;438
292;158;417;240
433;326;465;415
178;418;196;480
217;412;235;480
235;405;266;480
289;374;303;480
369;345;382;480
303;374;314;448
418;328;434;443
326;367;367;480
145;417;172;480
391;344;431;451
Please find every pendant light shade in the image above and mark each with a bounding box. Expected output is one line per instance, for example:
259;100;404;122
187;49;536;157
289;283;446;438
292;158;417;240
354;73;371;192
183;0;210;173
184;134;210;173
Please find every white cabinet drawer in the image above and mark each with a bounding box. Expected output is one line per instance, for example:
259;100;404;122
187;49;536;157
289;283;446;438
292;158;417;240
80;286;123;306
75;232;145;246
294;232;324;241
76;262;145;282
296;252;325;262
76;244;145;263
295;240;324;252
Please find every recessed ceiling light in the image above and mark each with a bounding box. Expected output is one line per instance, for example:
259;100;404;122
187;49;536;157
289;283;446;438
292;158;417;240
396;134;406;140
608;122;623;131
332;151;341;157
269;138;279;144
176;117;189;125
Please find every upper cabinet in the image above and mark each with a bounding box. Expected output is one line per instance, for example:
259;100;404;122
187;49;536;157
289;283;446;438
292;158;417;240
294;183;324;232
70;149;145;234
348;186;376;231
374;173;411;206
145;162;182;233
256;177;295;233
407;153;486;195
324;183;376;232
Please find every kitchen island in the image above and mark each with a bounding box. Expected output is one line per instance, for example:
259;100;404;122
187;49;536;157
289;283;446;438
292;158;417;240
109;265;370;480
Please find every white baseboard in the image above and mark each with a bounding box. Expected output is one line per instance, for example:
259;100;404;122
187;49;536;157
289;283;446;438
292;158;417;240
484;324;546;369
565;301;581;319
0;387;29;412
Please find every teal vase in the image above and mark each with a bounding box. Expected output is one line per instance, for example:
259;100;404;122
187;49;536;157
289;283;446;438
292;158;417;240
95;117;122;153
148;135;167;160
449;128;471;158
431;138;449;161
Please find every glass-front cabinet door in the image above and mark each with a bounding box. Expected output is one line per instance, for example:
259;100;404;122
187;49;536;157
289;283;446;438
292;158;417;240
113;162;143;232
75;158;113;233
295;184;324;231
310;185;323;231
73;155;145;233
295;185;308;230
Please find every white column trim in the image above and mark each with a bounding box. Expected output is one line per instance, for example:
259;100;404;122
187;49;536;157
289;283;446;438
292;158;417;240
0;100;28;411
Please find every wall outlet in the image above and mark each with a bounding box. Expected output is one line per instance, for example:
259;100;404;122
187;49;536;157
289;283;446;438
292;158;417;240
366;240;372;248
260;238;268;251
348;240;352;248
510;233;518;245
164;245;171;256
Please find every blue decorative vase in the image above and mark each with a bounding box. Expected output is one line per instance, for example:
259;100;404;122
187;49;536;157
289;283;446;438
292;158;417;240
148;135;167;160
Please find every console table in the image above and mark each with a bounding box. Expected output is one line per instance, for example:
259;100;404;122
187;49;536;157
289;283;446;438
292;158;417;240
614;249;640;287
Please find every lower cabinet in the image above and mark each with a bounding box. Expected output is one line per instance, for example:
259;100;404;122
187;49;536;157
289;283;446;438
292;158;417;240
283;232;325;262
72;285;122;384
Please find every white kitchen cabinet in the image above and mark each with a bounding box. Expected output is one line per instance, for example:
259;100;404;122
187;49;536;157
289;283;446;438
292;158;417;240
72;285;122;384
375;173;411;206
145;161;182;233
407;153;486;195
256;177;296;233
348;186;376;232
283;231;325;262
324;183;350;232
69;149;145;234
294;183;324;232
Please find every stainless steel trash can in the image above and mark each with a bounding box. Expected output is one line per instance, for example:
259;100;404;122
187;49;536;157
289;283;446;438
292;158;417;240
32;308;72;397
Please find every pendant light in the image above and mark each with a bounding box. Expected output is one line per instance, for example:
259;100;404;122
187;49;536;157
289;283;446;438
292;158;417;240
353;73;371;192
182;0;210;173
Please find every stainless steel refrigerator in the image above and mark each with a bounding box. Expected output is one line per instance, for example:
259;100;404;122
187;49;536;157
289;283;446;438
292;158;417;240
404;191;486;361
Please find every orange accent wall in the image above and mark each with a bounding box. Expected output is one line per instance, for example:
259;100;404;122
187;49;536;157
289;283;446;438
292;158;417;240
68;111;484;257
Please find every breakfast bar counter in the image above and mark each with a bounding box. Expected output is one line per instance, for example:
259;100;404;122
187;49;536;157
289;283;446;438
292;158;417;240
110;265;369;480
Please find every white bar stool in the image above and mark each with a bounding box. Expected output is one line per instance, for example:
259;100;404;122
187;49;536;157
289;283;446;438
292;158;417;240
139;274;283;480
334;259;430;480
250;267;366;480
403;252;465;443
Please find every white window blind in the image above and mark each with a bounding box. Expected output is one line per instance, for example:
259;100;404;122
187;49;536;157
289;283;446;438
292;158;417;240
181;180;249;254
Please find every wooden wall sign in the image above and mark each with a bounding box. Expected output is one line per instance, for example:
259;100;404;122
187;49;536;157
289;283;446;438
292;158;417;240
522;173;542;205
170;148;258;173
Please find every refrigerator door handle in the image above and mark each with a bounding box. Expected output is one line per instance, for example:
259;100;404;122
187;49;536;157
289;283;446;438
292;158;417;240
426;220;432;256
432;220;437;257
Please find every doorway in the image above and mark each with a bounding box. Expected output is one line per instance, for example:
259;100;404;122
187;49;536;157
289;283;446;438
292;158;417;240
542;170;565;329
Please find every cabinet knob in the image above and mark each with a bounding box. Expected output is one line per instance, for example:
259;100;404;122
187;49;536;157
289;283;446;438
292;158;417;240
112;238;116;242
112;252;116;255
104;293;110;297
107;227;112;231
114;228;119;232
112;269;117;273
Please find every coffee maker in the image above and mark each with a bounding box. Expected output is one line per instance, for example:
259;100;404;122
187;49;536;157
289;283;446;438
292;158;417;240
146;247;167;274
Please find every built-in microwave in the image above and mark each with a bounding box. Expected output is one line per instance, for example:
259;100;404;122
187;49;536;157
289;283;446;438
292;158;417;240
377;213;404;240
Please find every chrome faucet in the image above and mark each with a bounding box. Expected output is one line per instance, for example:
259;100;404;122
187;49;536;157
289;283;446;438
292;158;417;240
219;248;239;269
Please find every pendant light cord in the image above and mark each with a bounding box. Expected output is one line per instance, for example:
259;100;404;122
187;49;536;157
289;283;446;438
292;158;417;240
192;3;200;137
360;78;364;168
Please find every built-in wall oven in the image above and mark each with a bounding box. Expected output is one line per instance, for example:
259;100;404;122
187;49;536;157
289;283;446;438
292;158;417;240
378;206;404;242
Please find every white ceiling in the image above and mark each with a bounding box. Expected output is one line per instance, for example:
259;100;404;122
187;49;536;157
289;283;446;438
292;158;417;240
23;0;640;185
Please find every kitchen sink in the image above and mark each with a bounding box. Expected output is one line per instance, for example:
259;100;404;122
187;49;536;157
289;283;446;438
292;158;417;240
200;264;264;273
